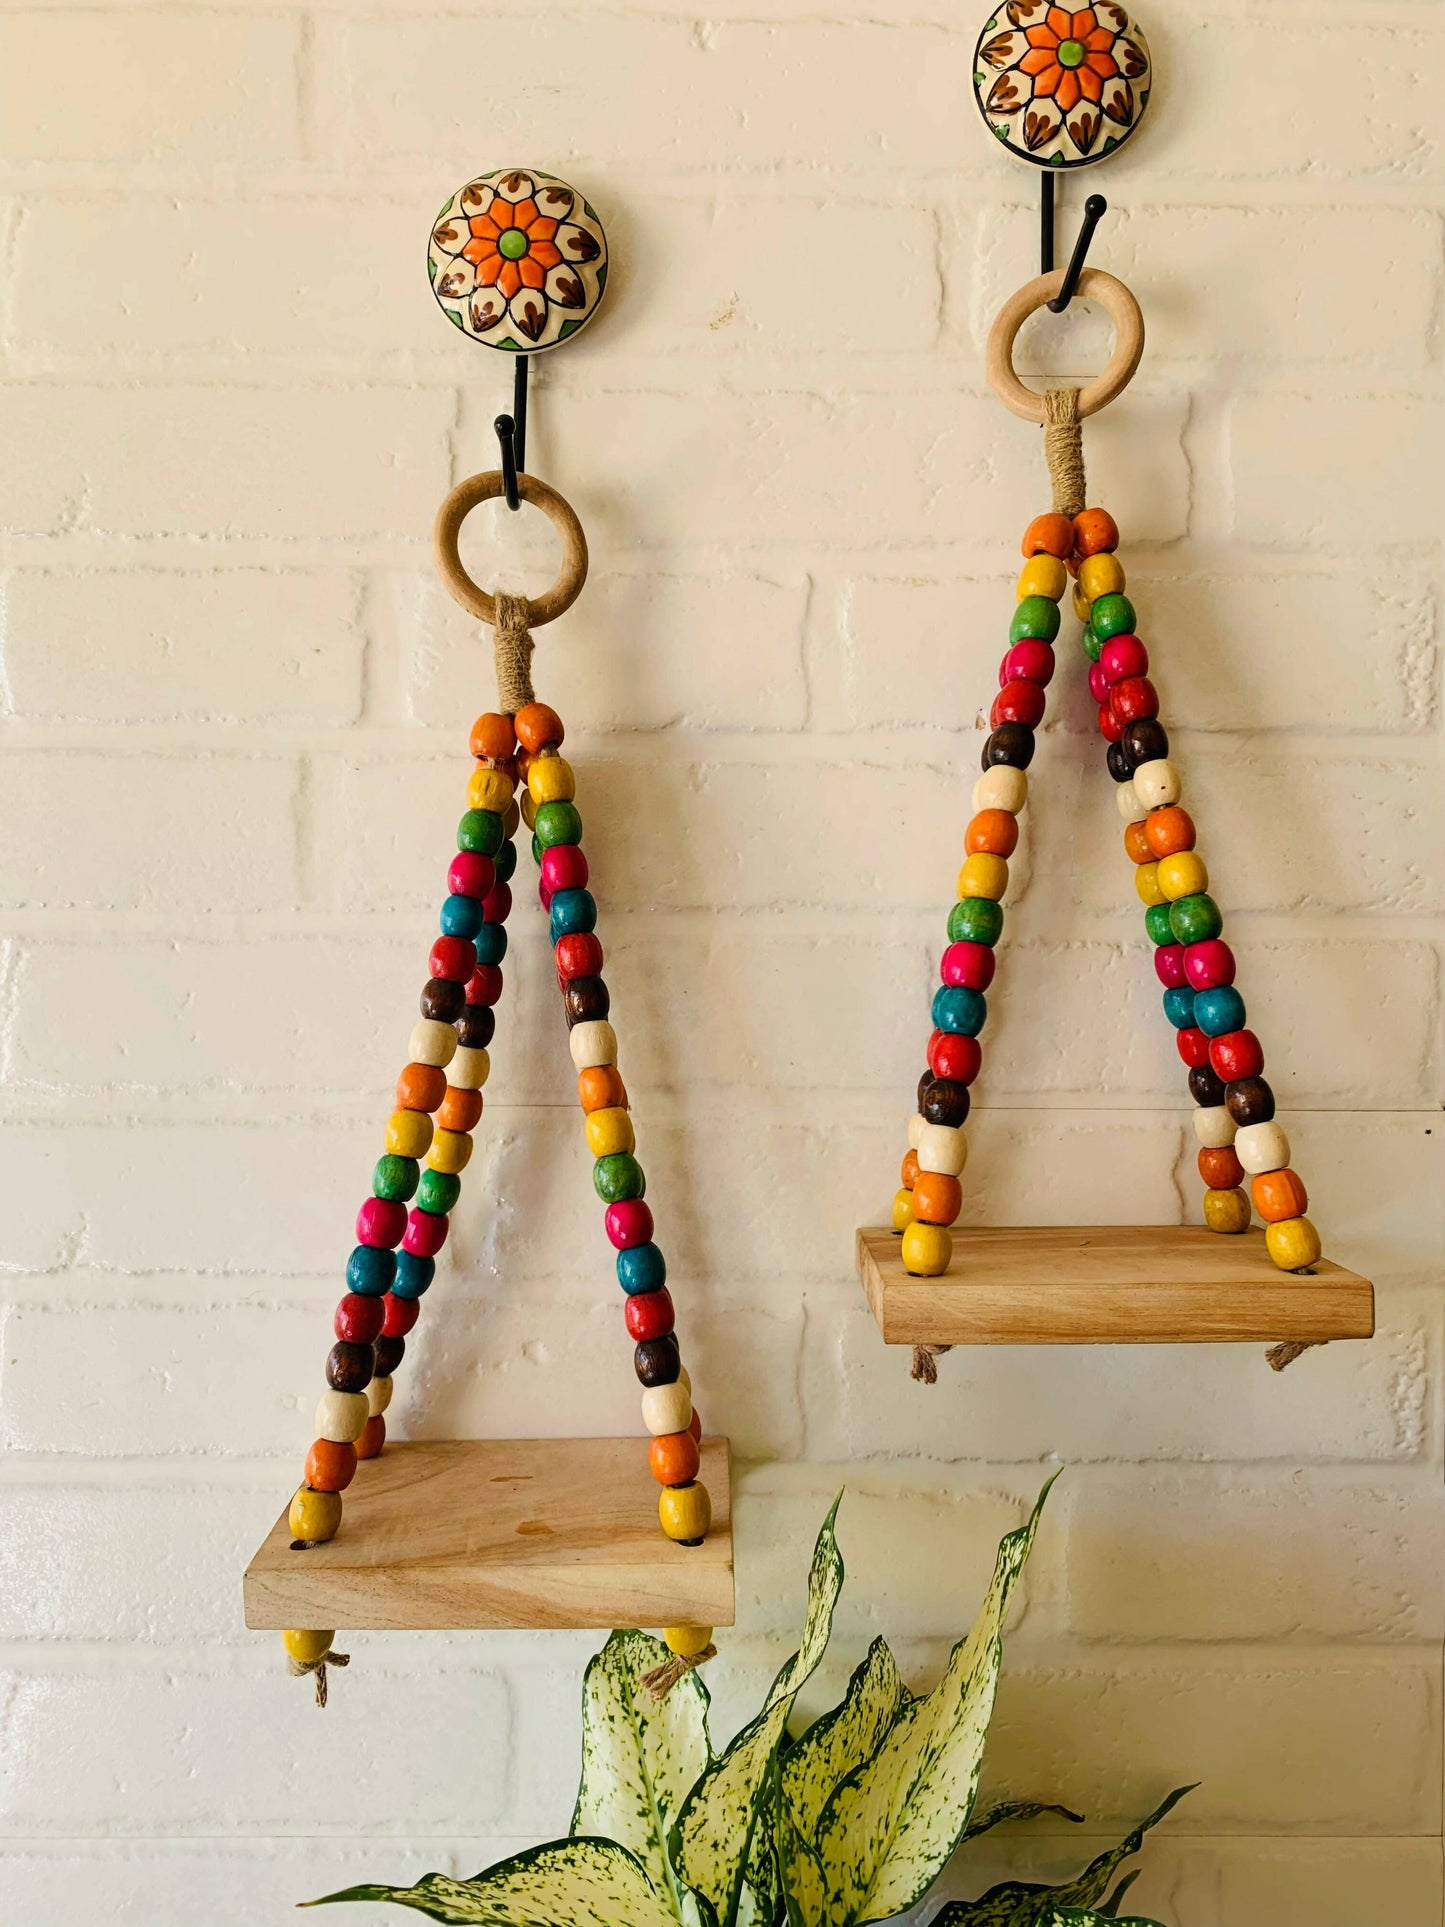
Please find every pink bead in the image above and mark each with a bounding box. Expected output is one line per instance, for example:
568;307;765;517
1088;660;1111;705
356;1195;407;1248
403;1208;449;1258
1000;639;1055;688
1185;939;1236;991
1153;943;1187;988
1099;635;1148;685
541;844;588;896
941;941;996;992
481;882;512;925
606;1199;654;1250
448;851;494;900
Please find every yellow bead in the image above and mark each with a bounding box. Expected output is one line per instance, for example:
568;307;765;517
385;1107;433;1158
1202;1187;1251;1234
1072;581;1092;623
585;1107;635;1158
659;1482;712;1542
288;1486;342;1544
1079;552;1125;601
1157;850;1209;902
1266;1216;1322;1272
901;1221;952;1276
957;852;1009;902
466;766;513;813
283;1627;334;1664
520;787;537;830
1017;555;1068;603
1134;861;1167;908
664;1624;714;1659
428;1127;472;1174
891;1186;915;1232
527;755;576;806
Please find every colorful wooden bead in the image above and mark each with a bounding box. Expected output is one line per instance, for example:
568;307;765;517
981;724;1035;770
929;1029;982;1084
605;1198;653;1248
356;1195;407;1248
384;1108;433;1158
1132;759;1182;810
1116;781;1148;823
356;1415;385;1459
556;932;604;982
1098;702;1124;745
1209;1030;1264;1082
437;1086;483;1133
911;1170;963;1226
1169;893;1223;946
1089;660;1112;707
420;976;466;1022
901;1221;952;1276
1124;820;1152;866
402;1207;449;1258
473;921;508;966
283;1627;335;1664
515;702;564;753
1134;861;1166;908
1192;1106;1236;1149
534;800;583;848
1073;508;1119;556
467;964;504;1005
392;1252;435;1298
1184;939;1234;990
395;1061;447;1112
1079;553;1126;601
1252;1167;1308;1222
650;1430;700;1487
304;1438;357;1492
469;712;517;761
579;1065;627;1113
966;809;1021;859
957;853;1009;901
336;1292;386;1343
326;1341;373;1394
992;679;1047;729
618;1243;667;1293
1234;1120;1290;1176
1145;903;1176;946
635;1334;681;1388
288;1487;342;1545
585;1107;635;1159
550;888;598;940
1017;555;1068;602
1265;1216;1322;1271
664;1622;714;1658
315;1389;370;1443
916;1122;968;1176
1000;640;1055;687
382;1293;420;1338
467;766;515;814
932;984;986;1036
458;808;505;857
427;1129;473;1176
408;1019;458;1069
594;1153;645;1202
1176;1027;1211;1070
569;1019;618;1070
1194;986;1246;1038
448;1046;491;1090
891;1186;915;1231
626;1286;675;1343
948;896;1004;947
373;1334;405;1376
1153;943;1187;988
1163;986;1196;1029
1100;633;1148;687
528;755;576;806
1202;1187;1252;1234
1022;512;1074;559
972;766;1028;815
439;894;485;941
920;1077;970;1128
1010;596;1062;644
565;976;610;1025
942;941;996;992
1156;852;1207;903
1188;1064;1227;1108
540;842;588;896
1109;676;1159;725
1090;593;1136;641
448;850;495;899
659;1482;711;1543
1198;1144;1245;1190
641;1381;692;1436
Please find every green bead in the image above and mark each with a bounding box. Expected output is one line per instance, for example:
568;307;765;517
416;1168;461;1215
494;837;518;883
372;1154;419;1203
1081;623;1103;663
531;830;544;867
594;1152;646;1203
534;799;583;849
948;896;1004;948
1091;593;1136;641
1169;892;1223;945
1009;595;1061;644
1144;902;1176;946
458;809;504;857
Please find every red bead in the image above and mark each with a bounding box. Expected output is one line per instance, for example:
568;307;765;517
555;932;604;982
335;1293;385;1344
356;1195;407;1248
448;851;494;900
928;1028;982;1085
991;679;1046;729
606;1199;654;1249
1099;635;1148;685
625;1286;675;1342
481;882;512;924
1088;660;1111;705
1109;676;1160;724
1210;1029;1264;1082
1098;702;1123;742
1154;943;1187;988
1177;1026;1211;1069
467;964;504;1006
941;942;996;992
1000;639;1055;687
541;844;588;896
429;935;476;983
1184;939;1236;991
403;1208;449;1257
382;1292;420;1338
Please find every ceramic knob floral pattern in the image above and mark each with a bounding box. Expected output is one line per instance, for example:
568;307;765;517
974;2;1151;167
428;168;608;351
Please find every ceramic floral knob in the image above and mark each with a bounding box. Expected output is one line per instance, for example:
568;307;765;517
428;168;608;351
973;2;1151;168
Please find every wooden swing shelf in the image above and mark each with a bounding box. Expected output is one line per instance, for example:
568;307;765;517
856;1226;1374;1348
243;1437;735;1633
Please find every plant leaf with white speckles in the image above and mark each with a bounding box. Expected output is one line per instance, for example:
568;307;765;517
306;1836;681;1925
783;1637;907;1850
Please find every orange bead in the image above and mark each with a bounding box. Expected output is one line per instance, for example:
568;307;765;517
1072;507;1119;557
469;711;517;761
305;1438;357;1491
687;1407;702;1443
649;1430;701;1487
1022;512;1074;560
1144;806;1196;860
1198;1144;1244;1190
356;1415;386;1460
901;1150;920;1189
911;1170;963;1227
578;1065;628;1114
437;1085;483;1133
514;702;564;753
1252;1167;1309;1223
395;1061;447;1113
1124;820;1152;865
965;808;1020;859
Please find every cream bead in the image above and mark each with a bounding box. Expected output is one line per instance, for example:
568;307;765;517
916;1122;968;1176
408;1019;458;1069
1116;780;1148;823
1132;759;1182;811
448;1046;490;1090
315;1389;369;1443
367;1375;393;1417
1235;1121;1291;1176
641;1382;693;1437
678;1366;691;1398
569;1020;618;1071
907;1112;927;1150
1192;1106;1236;1150
973;765;1028;816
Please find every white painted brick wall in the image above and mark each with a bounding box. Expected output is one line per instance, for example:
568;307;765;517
0;4;1441;1924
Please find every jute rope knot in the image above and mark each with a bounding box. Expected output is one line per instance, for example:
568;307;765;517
911;1343;951;1385
1042;386;1086;519
642;1646;717;1698
493;592;536;715
287;1648;349;1708
1266;1337;1321;1372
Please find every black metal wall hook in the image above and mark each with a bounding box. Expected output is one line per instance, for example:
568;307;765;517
494;354;530;510
1039;178;1108;313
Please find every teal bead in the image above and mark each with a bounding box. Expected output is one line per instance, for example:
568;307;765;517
594;1153;646;1203
372;1154;419;1203
346;1245;395;1295
440;892;485;939
948;896;1004;947
392;1251;435;1299
1009;596;1061;644
1091;593;1136;641
1195;985;1246;1037
1081;624;1103;664
493;836;518;883
1169;892;1223;945
458;809;504;857
1144;902;1176;946
474;921;508;966
416;1168;461;1215
1163;985;1197;1030
549;887;597;942
534;800;583;849
617;1243;667;1293
932;984;987;1037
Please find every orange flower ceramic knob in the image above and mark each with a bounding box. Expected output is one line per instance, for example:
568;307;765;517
973;1;1152;170
428;167;608;351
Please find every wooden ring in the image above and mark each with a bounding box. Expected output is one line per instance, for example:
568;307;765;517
432;471;588;627
985;268;1145;425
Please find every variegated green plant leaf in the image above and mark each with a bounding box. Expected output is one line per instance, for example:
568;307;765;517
962;1801;1085;1843
782;1637;908;1845
306;1836;681;1926
673;1496;846;1927
570;1628;712;1917
775;1755;829;1927
816;1477;1056;1925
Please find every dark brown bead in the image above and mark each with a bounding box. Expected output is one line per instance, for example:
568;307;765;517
634;1334;681;1387
420;977;465;1023
456;1002;495;1049
981;723;1035;771
326;1340;373;1393
921;1078;971;1128
373;1335;406;1377
916;1069;933;1113
1123;718;1169;766
564;976;610;1027
1189;1064;1227;1108
1106;739;1136;782
1227;1076;1275;1127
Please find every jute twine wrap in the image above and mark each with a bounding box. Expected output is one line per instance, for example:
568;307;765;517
1266;1337;1320;1371
494;592;537;714
911;1343;950;1384
288;1648;349;1708
1043;386;1086;518
642;1645;718;1698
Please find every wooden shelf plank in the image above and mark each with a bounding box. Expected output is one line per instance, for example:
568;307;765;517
243;1437;734;1632
857;1226;1374;1347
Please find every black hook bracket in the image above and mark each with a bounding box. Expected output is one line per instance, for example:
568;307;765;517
494;354;530;510
1039;177;1108;313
